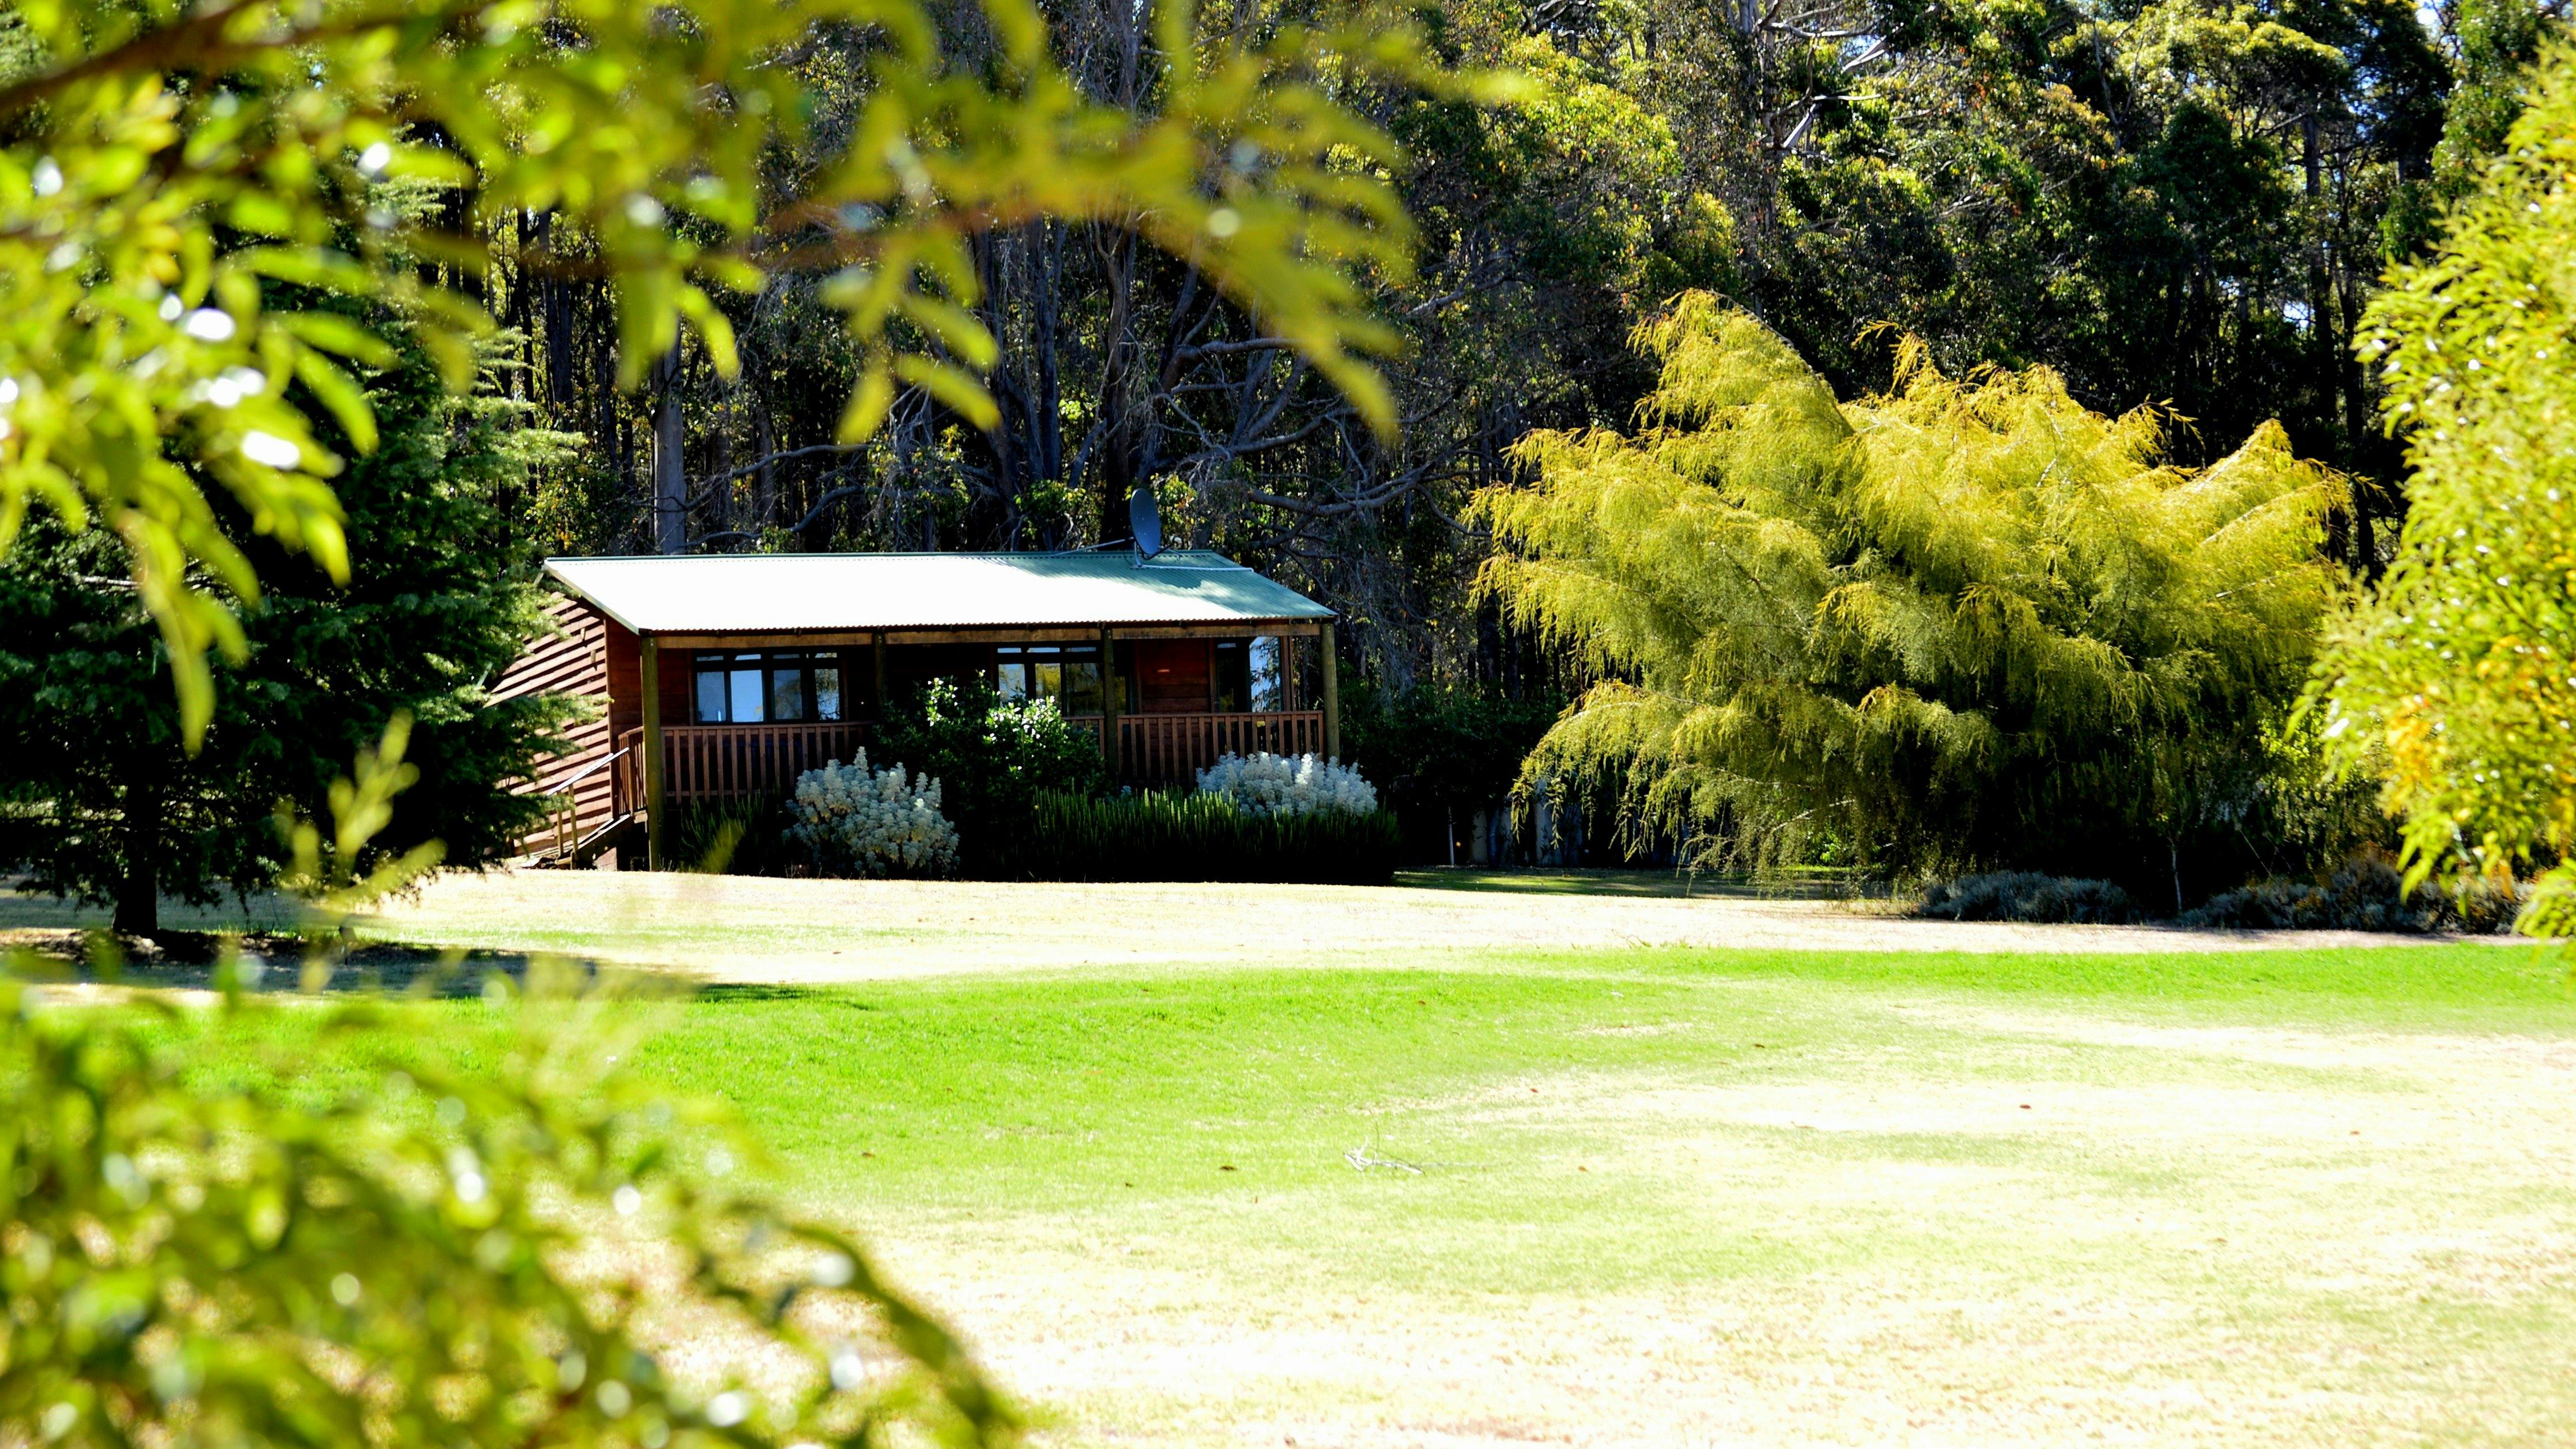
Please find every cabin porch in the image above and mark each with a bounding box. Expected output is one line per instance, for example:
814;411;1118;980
613;707;1329;811
507;550;1342;869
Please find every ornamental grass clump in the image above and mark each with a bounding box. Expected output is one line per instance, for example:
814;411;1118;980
783;752;959;879
1195;752;1380;818
1013;790;1402;884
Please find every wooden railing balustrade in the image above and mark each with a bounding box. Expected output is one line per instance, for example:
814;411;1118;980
533;744;637;861
1113;710;1327;784
617;710;1321;808
622;721;871;806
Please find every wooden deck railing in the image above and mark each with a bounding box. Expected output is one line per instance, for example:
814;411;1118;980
619;712;1319;804
1112;710;1327;784
623;721;870;805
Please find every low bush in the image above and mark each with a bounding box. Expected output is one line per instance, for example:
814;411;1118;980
2181;856;2521;933
1195;751;1380;818
664;794;792;875
1917;872;2144;924
876;678;1105;875
783;753;959;879
1005;790;1402;884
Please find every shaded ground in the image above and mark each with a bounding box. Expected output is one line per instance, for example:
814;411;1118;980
0;869;2472;984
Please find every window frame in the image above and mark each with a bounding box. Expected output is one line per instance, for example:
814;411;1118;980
689;649;847;724
995;643;1104;715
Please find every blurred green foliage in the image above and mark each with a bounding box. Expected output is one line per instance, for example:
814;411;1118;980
0;715;1016;1449
0;968;1016;1449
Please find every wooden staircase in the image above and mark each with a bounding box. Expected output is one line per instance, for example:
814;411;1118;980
521;744;639;868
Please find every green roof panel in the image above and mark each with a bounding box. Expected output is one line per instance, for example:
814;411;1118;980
543;550;1333;634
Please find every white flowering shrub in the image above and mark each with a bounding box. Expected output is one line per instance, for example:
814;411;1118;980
1195;751;1380;818
783;751;960;878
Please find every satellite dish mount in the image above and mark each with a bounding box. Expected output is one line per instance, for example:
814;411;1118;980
1128;484;1164;561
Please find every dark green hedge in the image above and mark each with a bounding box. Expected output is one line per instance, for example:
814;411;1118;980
1002;790;1402;884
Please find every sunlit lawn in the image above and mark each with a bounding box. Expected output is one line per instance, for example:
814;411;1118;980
118;919;2576;1447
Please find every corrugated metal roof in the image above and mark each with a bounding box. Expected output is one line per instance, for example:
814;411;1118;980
542;550;1333;634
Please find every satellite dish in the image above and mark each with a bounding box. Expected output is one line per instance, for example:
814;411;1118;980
1128;484;1164;560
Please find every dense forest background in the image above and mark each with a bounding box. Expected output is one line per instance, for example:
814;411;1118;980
3;0;2567;924
472;0;2564;691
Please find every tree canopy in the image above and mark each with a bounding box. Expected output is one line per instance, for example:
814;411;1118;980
0;0;1491;740
2315;38;2576;928
1476;293;2349;893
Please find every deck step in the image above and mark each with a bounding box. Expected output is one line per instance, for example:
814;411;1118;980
528;813;635;869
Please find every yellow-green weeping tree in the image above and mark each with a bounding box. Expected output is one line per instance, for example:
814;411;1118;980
2317;43;2576;936
1476;296;2354;896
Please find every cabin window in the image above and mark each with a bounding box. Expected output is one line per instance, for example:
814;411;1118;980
995;645;1103;715
1212;641;1246;713
1209;637;1287;713
691;650;844;724
1250;637;1283;711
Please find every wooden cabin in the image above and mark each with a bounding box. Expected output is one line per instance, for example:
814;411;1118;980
490;550;1339;867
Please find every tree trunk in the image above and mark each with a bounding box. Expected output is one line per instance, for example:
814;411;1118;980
595;312;623;500
754;402;778;536
113;761;162;937
2340;265;2384;579
651;346;686;554
1093;232;1141;546
711;380;734;540
541;214;575;409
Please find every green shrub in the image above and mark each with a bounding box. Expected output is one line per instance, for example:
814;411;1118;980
2319;42;2576;931
1475;293;2347;888
876;679;1106;875
1917;873;2144;924
1005;790;1402;884
1341;679;1564;854
2182;857;2521;934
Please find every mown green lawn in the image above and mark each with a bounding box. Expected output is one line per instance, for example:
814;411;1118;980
144;935;2576;1446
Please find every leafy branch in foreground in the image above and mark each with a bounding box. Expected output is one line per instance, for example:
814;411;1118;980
0;714;1019;1449
0;968;1017;1449
0;0;1512;743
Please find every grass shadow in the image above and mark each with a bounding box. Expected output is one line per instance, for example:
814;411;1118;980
1394;867;1885;901
1;924;660;1001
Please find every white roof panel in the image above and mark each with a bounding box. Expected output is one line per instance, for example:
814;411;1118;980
542;550;1333;634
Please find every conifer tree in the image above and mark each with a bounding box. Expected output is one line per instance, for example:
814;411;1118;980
1475;294;2350;895
0;341;575;934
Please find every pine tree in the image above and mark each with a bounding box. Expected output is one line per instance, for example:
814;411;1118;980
1475;294;2350;895
0;343;578;934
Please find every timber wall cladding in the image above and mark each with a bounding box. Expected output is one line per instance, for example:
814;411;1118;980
492;594;617;841
599;621;693;738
